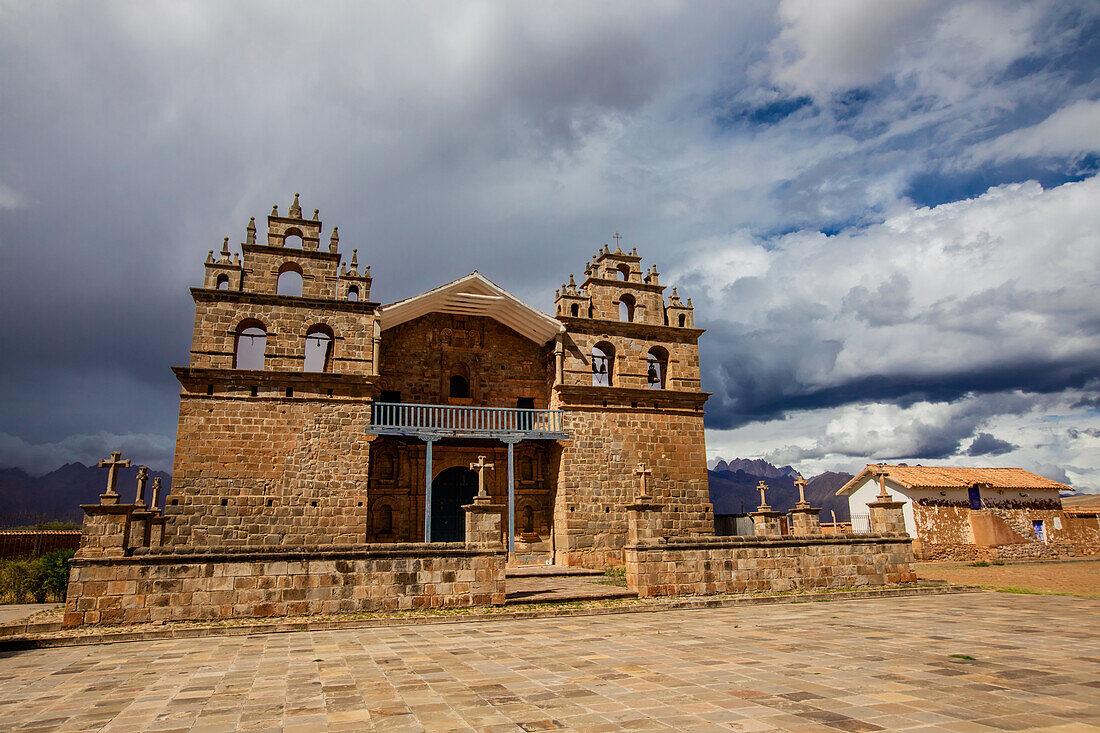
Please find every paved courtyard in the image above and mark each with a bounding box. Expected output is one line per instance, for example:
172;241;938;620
0;593;1096;732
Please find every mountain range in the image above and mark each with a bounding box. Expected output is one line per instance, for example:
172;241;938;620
707;458;854;522
0;463;172;527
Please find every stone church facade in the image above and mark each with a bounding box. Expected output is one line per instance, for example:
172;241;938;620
165;194;713;568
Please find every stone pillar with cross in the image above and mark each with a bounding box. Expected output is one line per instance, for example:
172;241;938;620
866;465;908;535
77;451;137;558
625;463;663;545
789;475;822;536
147;477;167;547
128;466;155;551
750;480;783;537
464;455;505;551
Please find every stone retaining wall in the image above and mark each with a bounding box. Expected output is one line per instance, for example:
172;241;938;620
625;534;916;597
63;543;506;627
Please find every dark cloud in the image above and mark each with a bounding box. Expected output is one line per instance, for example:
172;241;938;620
0;2;1098;484
965;432;1017;456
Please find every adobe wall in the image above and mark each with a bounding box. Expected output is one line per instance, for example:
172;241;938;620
625;535;916;597
165;395;373;548
913;504;1100;561
378;313;553;407
63;543;506;627
552;405;713;569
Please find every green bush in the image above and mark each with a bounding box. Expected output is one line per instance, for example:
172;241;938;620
0;550;76;604
39;549;76;601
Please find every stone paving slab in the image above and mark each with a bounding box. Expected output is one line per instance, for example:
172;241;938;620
0;592;1096;731
506;565;605;578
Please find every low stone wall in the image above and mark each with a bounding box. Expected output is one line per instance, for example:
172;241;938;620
63;543;506;627
625;534;916;597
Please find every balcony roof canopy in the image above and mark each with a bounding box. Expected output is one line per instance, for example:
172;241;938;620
378;271;564;344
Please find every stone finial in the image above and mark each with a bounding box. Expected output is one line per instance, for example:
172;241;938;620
568;273;576;288
603;243;610;254
870;465;892;500
134;466;149;507
686;297;693;308
289;192;302;219
97;451;131;503
271;204;278;216
469;455;495;498
206;250;215;264
246;217;256;244
794;475;809;508
330;226;339;253
150;477;163;511
233;253;240;265
756;480;770;511
350;248;358;270
312;208;320;221
221;237;230;255
631;246;638;256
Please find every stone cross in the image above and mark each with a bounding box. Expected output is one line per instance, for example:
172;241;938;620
98;451;131;499
134;466;149;507
794;476;808;507
469;455;494;498
756;480;770;510
870;465;892;499
634;463;652;498
150;477;163;511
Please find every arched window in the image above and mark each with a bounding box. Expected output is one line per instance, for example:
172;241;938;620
618;294;635;323
647;346;668;389
617;264;630;281
570;303;579;317
283;228;303;249
304;325;333;372
276;263;303;296
376;504;393;535
234;321;267;370
347;285;359;302
592;343;614;386
216;274;229;290
449;374;470;399
678;313;686;327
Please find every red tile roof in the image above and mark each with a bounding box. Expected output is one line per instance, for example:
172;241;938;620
836;465;1071;496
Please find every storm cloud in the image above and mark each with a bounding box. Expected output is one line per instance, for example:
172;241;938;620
1;2;1098;488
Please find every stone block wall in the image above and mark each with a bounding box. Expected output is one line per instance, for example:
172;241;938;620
913;504;1100;561
552;405;713;568
165;396;373;548
63;544;507;627
378;313;552;407
625;534;917;597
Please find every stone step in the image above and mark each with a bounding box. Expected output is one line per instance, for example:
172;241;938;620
505;564;605;578
504;575;637;605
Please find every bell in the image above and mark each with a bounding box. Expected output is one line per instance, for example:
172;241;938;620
648;364;659;383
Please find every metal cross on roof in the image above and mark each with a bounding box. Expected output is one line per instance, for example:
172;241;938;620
613;232;622;247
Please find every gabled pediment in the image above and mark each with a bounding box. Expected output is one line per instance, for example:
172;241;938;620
378;272;564;344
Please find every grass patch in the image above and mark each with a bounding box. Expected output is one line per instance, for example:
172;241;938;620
970;561;990;567
997;586;1044;595
950;654;976;660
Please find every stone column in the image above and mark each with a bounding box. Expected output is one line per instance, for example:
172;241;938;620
625;496;663;544
868;498;908;535
750;510;783;537
790;507;822;535
464;496;505;548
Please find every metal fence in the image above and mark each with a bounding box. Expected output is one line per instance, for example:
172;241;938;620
849;513;872;534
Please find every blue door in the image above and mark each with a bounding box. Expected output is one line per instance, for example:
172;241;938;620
1032;520;1045;542
968;485;982;510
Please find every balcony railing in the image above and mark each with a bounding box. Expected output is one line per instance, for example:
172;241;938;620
366;402;568;439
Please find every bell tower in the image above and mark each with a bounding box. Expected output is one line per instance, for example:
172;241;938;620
551;235;712;569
